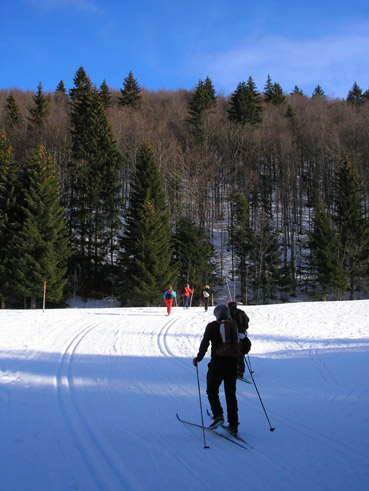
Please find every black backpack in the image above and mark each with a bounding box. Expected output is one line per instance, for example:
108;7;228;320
239;333;252;355
165;289;173;300
235;308;249;334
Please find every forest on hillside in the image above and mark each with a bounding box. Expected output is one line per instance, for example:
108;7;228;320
1;68;369;308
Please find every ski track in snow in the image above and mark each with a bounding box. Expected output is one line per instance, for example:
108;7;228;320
0;303;368;490
54;319;130;489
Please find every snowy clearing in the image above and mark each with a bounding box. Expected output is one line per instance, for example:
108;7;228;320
0;300;368;490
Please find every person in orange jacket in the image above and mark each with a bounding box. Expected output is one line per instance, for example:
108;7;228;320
181;284;194;308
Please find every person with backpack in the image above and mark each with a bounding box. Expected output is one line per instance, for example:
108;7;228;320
202;285;210;311
181;284;194;308
228;301;251;379
192;304;240;436
163;286;176;315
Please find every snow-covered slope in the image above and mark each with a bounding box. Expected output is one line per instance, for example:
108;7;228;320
0;301;368;490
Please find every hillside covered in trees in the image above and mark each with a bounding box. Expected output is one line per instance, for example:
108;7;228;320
1;68;369;308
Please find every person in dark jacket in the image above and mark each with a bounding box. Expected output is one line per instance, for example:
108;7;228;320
193;304;239;435
228;301;250;378
202;285;210;311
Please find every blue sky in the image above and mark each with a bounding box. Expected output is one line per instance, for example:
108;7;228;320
1;0;369;98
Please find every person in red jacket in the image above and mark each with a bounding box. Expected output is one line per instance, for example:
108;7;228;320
181;284;194;309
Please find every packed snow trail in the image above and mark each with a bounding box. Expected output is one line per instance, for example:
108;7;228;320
0;302;368;490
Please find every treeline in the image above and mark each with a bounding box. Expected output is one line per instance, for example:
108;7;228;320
1;68;369;307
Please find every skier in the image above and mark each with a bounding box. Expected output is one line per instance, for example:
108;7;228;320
228;301;250;379
192;304;239;436
181;284;194;308
163;286;176;315
202;285;210;311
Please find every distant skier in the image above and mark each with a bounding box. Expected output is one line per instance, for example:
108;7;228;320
202;285;211;311
193;304;240;436
181;284;194;308
163;286;176;315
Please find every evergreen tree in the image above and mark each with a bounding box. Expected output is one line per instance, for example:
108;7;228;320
118;71;142;108
264;75;285;105
309;202;347;300
271;82;286;105
0;131;18;308
100;79;112;109
54;81;68;104
334;155;369;299
346;82;363;106
3;91;20;123
228;77;263;126
173;217;218;300
55;80;67;94
286;104;297;122
188;76;216;139
203;76;216;104
312;85;326;99
119;142;175;306
13;144;70;308
69;67;123;294
27;82;51;125
291;85;304;96
249;210;281;304
264;74;273;101
229;192;252;303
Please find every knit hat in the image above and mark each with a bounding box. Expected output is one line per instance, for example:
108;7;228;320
214;304;230;321
228;301;237;312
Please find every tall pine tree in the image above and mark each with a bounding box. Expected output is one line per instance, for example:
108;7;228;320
228;77;263;127
100;79;112;109
309;202;347;300
334;155;369;299
3;91;20;124
0;131;18;307
118;71;142;108
229;192;252;303
312;85;326;99
14;144;70;308
187;76;216;141
249;210;281;304
27;82;50;126
119;142;175;306
68;67;123;295
346;82;363;106
264;75;286;105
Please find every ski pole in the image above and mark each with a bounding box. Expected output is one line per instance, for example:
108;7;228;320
195;364;209;449
246;361;275;432
245;354;254;374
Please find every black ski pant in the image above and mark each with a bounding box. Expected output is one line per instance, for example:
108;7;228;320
206;359;239;426
237;353;245;377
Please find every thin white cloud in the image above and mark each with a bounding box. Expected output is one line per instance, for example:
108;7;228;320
201;23;369;97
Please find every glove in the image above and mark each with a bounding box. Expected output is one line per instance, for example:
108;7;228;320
192;357;198;367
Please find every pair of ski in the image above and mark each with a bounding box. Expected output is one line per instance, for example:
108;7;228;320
176;413;252;450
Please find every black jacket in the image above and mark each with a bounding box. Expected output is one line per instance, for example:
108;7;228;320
195;320;238;363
